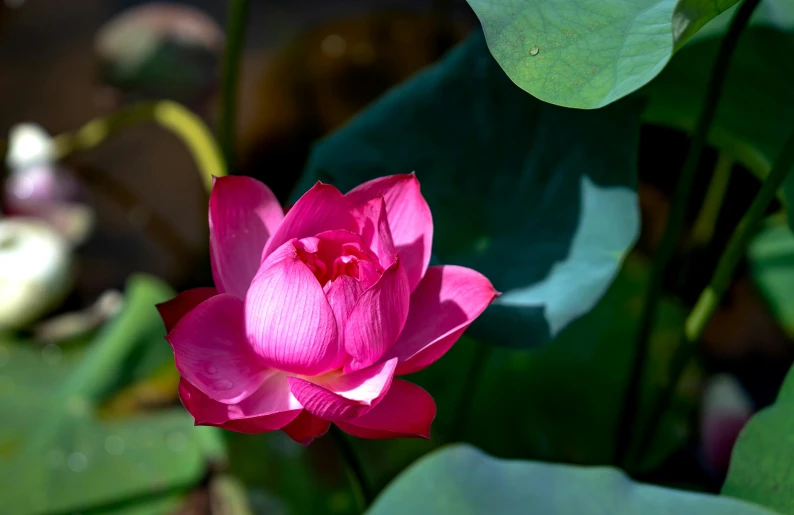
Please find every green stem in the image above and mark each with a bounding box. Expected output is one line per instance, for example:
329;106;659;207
635;125;794;462
690;153;734;247
51;100;224;193
613;0;761;467
218;0;250;172
450;341;493;442
330;425;372;511
686;128;794;342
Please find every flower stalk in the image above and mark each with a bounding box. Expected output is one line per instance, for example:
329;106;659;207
218;0;250;172
330;424;373;511
613;0;762;467
635;124;794;463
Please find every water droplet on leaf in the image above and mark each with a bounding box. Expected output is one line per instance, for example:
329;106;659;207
41;343;62;365
166;431;187;452
529;45;540;56
105;435;125;455
48;449;65;468
68;452;88;472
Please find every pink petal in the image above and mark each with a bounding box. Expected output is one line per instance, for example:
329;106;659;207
282;410;331;445
210;176;284;299
346;174;433;292
385;266;498;375
245;240;340;376
325;275;365;355
262;182;358;259
157;287;217;332
344;261;410;372
179;378;302;434
167;294;268;403
287;358;398;421
353;196;396;267
336;379;435;439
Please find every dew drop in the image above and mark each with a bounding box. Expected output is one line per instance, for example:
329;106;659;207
166;431;187;452
67;396;90;417
67;452;88;472
529;45;540;56
205;364;218;375
105;435;125;455
216;379;233;390
41;343;62;365
48;449;65;468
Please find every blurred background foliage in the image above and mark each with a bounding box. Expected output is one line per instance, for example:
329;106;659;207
0;0;793;514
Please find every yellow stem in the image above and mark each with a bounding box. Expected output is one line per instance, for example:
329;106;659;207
50;100;224;193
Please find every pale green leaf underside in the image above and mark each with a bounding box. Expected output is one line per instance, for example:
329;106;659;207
466;0;739;109
369;444;778;514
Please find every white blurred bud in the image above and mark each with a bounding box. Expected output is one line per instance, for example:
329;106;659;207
0;218;73;330
6;123;54;171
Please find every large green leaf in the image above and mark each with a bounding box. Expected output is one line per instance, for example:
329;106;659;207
747;219;794;338
0;275;223;515
368;444;777;514
464;0;738;109
465;255;692;470
644;27;794;229
297;31;641;349
337;254;693;499
722;359;794;513
674;0;742;47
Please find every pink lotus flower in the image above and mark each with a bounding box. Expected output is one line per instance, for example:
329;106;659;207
157;174;497;444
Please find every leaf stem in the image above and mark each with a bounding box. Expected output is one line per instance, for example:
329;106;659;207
613;0;761;467
450;341;493;442
218;0;250;172
50;100;224;193
330;424;373;511
689;153;734;247
635;124;794;462
687;129;794;342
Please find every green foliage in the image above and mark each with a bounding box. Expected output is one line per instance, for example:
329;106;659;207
748;219;794;337
368;444;777;514
298;30;641;349
722;358;794;513
343;254;693;496
464;256;691;470
0;275;223;515
644;26;794;230
674;0;742;48
464;0;737;109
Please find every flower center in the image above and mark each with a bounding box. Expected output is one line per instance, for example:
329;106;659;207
294;231;383;288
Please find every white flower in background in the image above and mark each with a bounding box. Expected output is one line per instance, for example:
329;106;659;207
6;122;55;170
4;123;94;244
0;218;73;330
